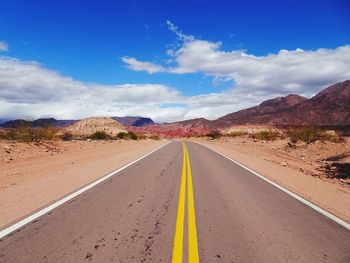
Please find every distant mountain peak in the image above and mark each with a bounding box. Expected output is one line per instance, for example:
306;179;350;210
111;116;154;127
214;80;350;126
259;94;307;108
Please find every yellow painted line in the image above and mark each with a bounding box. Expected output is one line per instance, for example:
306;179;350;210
172;143;199;263
172;144;187;263
185;144;199;263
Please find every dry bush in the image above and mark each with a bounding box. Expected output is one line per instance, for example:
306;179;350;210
59;132;74;141
227;131;246;137
116;132;128;139
149;134;160;140
89;131;110;140
286;127;343;144
128;131;138;140
0;127;58;142
136;134;147;140
251;131;279;141
0;130;17;140
116;131;138;140
207;130;221;140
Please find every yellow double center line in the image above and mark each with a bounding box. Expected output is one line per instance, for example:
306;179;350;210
172;143;199;263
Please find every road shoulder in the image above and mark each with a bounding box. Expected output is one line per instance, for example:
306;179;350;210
0;139;167;228
189;138;350;223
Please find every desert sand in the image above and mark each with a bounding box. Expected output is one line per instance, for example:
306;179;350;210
0;139;166;228
191;137;350;223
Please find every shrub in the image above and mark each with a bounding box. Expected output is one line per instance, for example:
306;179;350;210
20;127;57;142
136;134;147;140
228;131;246;137
60;132;74;141
251;131;279;141
128;131;138;140
0;130;17;140
116;131;138;140
285;127;341;144
149;134;160;140
207;130;222;140
0;127;58;142
116;132;128;139
89;131;110;140
288;127;321;144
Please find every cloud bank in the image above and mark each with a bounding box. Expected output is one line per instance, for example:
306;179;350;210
1;22;350;123
0;57;184;122
123;21;350;100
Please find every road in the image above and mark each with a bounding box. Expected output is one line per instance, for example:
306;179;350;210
0;141;349;262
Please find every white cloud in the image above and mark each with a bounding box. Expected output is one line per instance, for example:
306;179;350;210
166;21;195;42
0;41;9;52
0;57;185;122
123;21;350;99
0;55;267;123
121;57;166;74
2;22;350;123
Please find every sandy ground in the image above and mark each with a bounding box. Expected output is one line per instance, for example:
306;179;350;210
190;137;350;223
0;139;166;228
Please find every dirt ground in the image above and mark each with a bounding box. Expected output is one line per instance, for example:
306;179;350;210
0;139;167;228
190;137;350;223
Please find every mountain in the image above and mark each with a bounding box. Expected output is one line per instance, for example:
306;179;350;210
270;80;350;125
1;119;31;128
130;80;350;137
0;116;154;128
1;80;348;135
0;119;8;124
1;118;77;128
214;80;350;127
214;94;307;127
32;118;77;127
111;116;154;127
129;118;212;137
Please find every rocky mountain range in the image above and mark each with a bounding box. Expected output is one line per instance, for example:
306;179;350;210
130;80;350;137
0;118;77;128
0;116;154;128
1;80;349;136
111;116;154;127
214;80;350;126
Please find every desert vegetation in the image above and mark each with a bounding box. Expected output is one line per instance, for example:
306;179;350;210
285;127;343;144
116;131;138;140
89;131;111;140
198;125;350;184
204;125;347;145
206;130;222;140
0;126;59;142
0;127;147;142
250;130;280;141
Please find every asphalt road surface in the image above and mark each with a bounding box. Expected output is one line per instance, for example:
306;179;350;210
0;141;349;262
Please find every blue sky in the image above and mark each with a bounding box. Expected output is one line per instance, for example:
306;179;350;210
0;0;350;122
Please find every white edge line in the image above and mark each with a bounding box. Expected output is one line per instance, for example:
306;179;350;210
0;141;171;239
195;141;350;231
